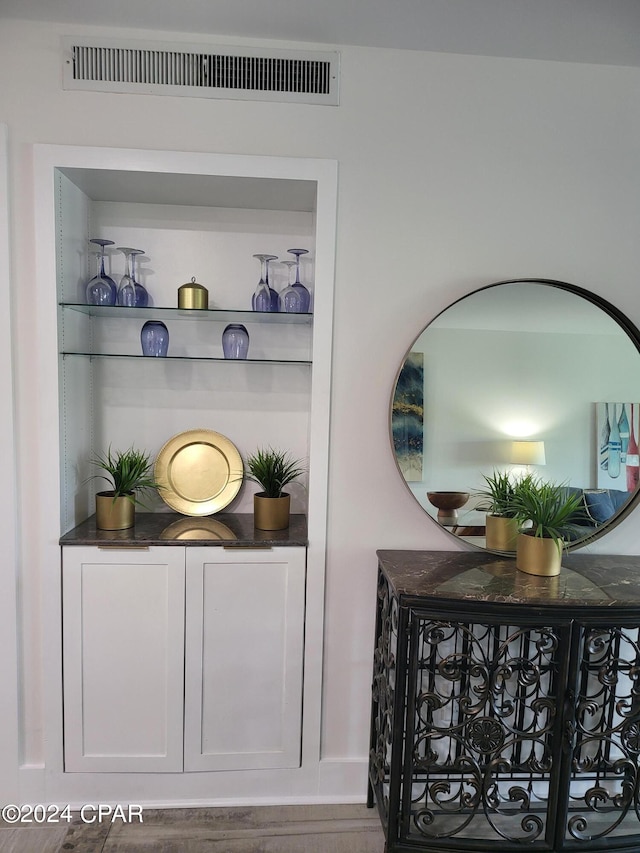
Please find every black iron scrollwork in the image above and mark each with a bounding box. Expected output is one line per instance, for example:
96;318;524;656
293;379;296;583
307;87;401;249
406;619;560;844
369;564;640;851
369;571;399;818
566;626;640;842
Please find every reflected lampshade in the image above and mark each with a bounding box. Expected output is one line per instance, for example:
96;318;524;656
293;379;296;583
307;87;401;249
511;440;546;466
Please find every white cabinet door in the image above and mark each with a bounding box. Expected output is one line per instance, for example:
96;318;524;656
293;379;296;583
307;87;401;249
184;546;306;771
62;546;185;772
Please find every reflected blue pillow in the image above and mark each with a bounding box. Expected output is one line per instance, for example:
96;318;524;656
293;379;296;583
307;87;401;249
561;487;590;526
584;490;615;524
608;489;629;512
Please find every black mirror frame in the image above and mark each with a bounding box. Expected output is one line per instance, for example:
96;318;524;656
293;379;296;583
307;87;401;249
390;278;640;552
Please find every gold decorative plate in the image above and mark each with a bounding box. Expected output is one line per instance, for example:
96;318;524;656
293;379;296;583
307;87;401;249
159;517;237;541
155;429;243;516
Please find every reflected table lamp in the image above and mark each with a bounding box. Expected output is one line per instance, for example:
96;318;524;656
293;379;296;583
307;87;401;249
511;440;546;472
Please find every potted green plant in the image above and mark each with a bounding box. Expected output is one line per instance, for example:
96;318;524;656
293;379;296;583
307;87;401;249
244;447;306;531
474;470;530;552
510;477;584;576
89;445;158;530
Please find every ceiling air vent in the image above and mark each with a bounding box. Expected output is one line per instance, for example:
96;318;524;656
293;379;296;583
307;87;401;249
62;37;340;105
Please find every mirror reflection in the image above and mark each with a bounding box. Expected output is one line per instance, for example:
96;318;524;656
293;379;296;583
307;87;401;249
391;280;640;550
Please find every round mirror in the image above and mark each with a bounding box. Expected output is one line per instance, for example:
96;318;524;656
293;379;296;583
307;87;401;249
390;279;640;550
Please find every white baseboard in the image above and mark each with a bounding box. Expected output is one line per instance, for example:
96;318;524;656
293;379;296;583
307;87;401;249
12;758;370;809
317;757;369;800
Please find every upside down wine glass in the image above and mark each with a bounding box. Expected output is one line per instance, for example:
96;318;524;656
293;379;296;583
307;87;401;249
251;254;278;311
85;238;117;305
278;260;302;313
252;254;277;312
288;248;311;313
264;254;279;311
117;248;149;307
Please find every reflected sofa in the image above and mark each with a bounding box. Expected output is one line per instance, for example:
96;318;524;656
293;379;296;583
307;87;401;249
563;486;630;541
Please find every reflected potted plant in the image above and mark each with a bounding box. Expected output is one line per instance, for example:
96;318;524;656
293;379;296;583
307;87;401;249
89;446;158;530
511;477;584;576
244;447;306;531
474;470;531;553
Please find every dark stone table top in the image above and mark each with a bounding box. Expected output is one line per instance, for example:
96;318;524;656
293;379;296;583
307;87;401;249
377;549;640;611
60;512;308;547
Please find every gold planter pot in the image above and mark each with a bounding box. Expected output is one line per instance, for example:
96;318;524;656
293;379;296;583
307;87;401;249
485;515;519;552
516;532;563;577
253;493;290;531
95;491;135;530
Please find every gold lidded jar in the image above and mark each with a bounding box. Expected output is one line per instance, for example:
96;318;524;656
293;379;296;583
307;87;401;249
178;276;209;310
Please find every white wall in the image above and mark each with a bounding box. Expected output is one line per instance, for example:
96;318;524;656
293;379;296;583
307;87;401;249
2;19;640;794
403;326;640;507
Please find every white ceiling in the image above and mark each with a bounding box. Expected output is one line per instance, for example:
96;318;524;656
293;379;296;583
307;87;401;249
2;0;640;68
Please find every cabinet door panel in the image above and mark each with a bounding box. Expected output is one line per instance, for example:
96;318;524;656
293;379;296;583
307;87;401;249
62;546;185;772
184;546;306;771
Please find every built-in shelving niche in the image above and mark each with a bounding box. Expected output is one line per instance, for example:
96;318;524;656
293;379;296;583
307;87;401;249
55;164;321;535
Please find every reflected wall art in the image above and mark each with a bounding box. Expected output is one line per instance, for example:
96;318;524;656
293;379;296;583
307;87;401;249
392;352;424;482
597;402;640;491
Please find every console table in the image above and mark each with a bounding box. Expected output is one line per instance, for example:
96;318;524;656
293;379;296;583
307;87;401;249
368;550;640;852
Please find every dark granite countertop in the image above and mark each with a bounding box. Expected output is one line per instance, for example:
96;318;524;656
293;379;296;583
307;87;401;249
377;549;640;610
60;512;308;547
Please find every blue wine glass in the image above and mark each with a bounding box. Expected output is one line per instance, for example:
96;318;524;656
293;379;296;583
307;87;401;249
117;248;149;307
278;260;303;313
287;248;310;312
86;239;117;305
264;254;279;310
252;254;276;312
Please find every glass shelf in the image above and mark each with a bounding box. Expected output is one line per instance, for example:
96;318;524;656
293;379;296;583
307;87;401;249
59;303;313;325
61;352;312;366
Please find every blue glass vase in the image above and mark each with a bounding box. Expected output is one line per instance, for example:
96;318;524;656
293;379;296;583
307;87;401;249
222;324;249;359
140;320;169;357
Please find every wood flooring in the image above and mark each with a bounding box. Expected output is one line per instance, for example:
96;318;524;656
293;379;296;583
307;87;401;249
0;803;386;852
